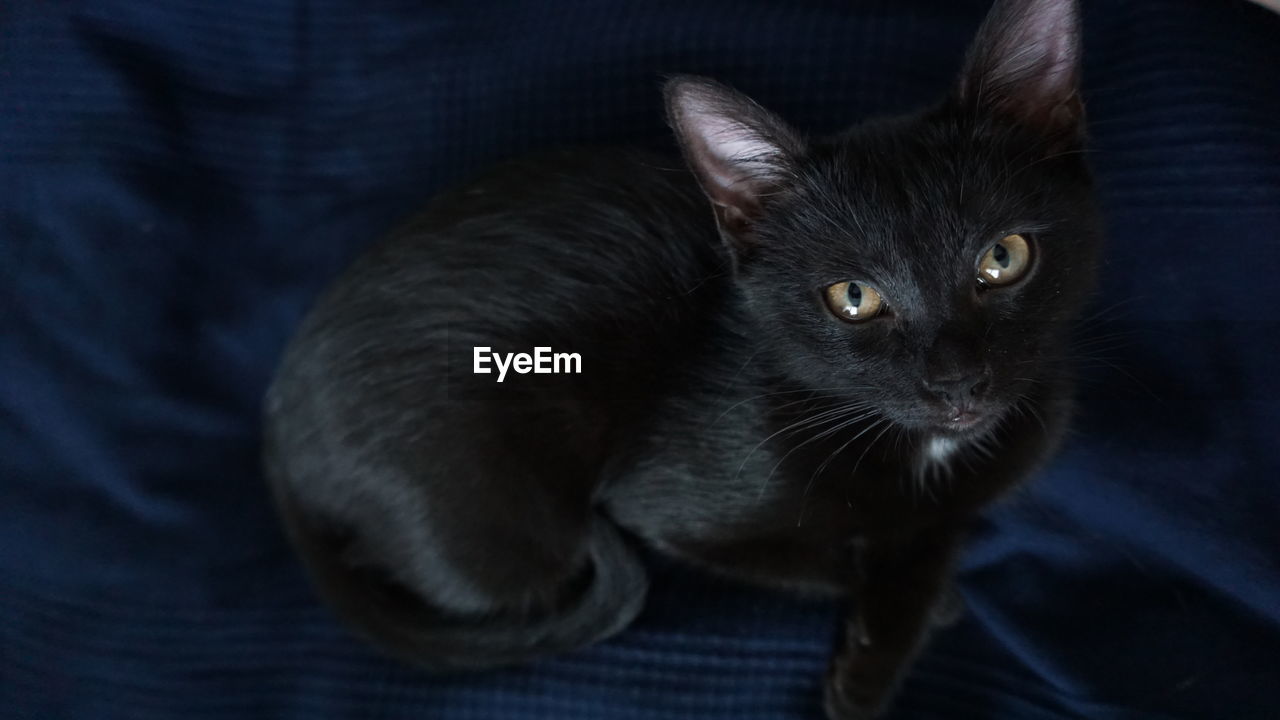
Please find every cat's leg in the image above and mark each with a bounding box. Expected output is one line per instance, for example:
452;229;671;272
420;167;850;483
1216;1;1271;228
823;523;961;720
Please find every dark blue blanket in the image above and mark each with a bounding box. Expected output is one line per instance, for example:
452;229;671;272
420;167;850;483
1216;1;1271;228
3;1;1278;718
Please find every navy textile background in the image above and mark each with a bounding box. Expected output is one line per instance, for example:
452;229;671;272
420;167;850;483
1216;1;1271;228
3;1;1279;718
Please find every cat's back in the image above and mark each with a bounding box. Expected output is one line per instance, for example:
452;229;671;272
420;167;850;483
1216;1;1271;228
312;147;722;347
265;147;728;510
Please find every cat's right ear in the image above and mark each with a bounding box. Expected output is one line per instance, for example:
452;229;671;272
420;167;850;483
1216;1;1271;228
665;76;804;255
956;0;1084;144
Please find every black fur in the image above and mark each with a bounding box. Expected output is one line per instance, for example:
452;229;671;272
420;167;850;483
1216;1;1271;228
264;1;1100;717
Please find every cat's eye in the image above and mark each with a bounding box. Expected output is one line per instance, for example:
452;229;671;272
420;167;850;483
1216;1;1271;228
823;281;884;322
977;233;1032;287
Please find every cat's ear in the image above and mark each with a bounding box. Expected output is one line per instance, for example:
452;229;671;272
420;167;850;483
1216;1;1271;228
957;0;1084;142
665;76;804;253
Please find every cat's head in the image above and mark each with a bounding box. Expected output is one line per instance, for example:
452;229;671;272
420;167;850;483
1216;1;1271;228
668;0;1101;438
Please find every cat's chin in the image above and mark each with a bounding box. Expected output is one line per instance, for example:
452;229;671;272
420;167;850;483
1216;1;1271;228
934;420;993;439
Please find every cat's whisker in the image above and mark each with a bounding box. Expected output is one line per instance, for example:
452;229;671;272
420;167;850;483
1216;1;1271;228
1072;329;1140;348
707;348;764;412
1013;395;1050;435
1007;147;1094;181
768;395;875;417
680;269;731;296
708;386;873;427
1042;352;1163;404
765;409;883;502
796;415;891;522
975;434;997;460
850;420;895;484
738;401;881;489
1024;403;1050;435
1070;338;1135;354
775;402;880;434
1077;295;1147;325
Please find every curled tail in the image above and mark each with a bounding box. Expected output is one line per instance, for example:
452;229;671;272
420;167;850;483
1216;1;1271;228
274;484;649;671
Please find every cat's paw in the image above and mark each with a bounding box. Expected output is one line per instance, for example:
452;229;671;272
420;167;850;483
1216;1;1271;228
822;649;893;720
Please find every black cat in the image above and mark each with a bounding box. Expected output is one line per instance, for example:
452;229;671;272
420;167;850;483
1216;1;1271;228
264;0;1101;716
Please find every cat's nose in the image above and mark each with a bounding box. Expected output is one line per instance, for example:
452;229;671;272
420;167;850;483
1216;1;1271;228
923;329;987;406
924;371;990;407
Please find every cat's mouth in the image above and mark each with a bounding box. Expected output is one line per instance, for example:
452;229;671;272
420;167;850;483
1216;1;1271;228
943;409;985;430
884;400;1003;437
929;402;1003;436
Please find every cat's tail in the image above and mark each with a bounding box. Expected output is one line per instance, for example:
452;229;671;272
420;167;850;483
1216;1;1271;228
273;484;649;671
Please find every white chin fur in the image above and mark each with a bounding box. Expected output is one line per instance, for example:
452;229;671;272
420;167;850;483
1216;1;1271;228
924;435;961;464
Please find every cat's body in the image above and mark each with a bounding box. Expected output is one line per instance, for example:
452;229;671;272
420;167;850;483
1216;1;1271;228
265;1;1100;717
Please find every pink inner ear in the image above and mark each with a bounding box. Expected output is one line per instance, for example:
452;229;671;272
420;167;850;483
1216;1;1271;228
963;0;1082;134
666;77;803;234
1006;0;1078;101
685;106;783;196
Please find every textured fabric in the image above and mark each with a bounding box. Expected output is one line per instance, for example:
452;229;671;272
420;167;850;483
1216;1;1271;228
3;1;1279;718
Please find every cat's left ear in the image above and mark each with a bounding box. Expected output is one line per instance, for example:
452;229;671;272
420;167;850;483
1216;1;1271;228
956;0;1084;143
665;76;805;254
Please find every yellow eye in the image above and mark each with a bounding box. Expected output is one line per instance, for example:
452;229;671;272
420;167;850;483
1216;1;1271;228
978;233;1032;287
823;281;884;322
